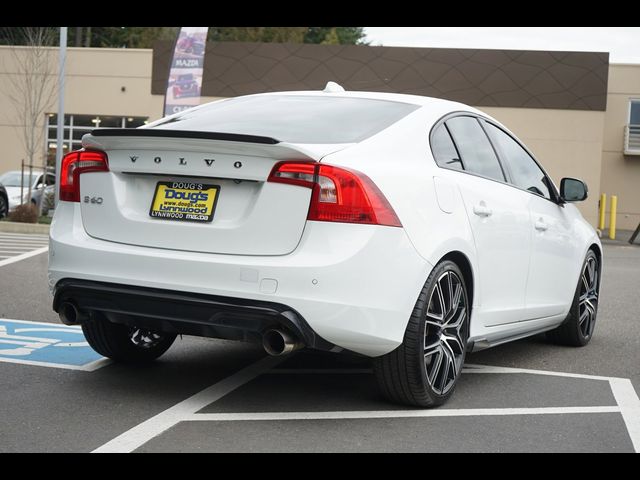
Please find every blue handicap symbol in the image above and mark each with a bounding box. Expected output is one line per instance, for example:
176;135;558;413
0;319;103;368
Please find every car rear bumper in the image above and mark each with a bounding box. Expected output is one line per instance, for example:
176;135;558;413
49;203;432;357
53;278;334;350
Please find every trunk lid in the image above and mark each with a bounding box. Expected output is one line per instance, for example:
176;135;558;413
79;130;348;256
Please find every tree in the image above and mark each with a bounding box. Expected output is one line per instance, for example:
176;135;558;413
1;27;58;204
305;27;367;45
2;27;367;48
208;27;308;43
209;27;367;45
68;27;178;49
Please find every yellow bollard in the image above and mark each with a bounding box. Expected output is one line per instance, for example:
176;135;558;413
609;195;618;240
599;193;606;231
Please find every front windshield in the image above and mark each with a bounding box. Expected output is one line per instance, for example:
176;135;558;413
0;172;37;187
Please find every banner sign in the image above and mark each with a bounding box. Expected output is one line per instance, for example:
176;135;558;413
163;27;209;117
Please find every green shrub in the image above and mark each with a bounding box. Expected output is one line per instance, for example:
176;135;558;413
8;203;39;223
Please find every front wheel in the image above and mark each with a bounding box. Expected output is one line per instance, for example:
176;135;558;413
82;313;177;363
547;250;600;346
373;261;470;407
0;195;7;219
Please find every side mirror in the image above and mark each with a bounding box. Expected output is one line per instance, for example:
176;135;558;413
560;177;588;202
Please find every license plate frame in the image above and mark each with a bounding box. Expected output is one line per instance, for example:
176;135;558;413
149;181;220;223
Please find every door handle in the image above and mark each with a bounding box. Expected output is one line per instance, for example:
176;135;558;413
473;203;492;217
534;219;548;231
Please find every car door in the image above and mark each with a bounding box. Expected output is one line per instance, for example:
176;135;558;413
482;120;578;318
436;116;531;326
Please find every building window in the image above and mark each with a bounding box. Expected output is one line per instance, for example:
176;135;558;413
630;100;640;126
46;114;148;167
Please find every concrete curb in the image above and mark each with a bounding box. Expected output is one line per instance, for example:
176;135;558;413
0;221;50;235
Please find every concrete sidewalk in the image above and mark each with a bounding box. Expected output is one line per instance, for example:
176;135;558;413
0;221;50;235
600;228;639;246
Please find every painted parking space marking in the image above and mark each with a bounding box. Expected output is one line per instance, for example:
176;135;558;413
186;405;621;422
0;318;108;371
0;246;48;268
92;355;284;453
0;232;49;265
93;359;640;453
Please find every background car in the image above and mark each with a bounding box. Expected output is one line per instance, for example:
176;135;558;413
31;183;55;216
177;35;205;55
49;89;601;408
0;181;7;219
172;73;199;99
0;169;55;214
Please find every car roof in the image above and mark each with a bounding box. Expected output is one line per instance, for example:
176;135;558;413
256;89;476;111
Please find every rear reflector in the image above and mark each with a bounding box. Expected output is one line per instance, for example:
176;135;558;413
60;150;109;202
268;161;401;227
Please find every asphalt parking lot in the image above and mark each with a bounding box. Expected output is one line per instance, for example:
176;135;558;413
0;235;638;452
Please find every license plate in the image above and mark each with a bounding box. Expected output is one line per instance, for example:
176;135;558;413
149;181;220;223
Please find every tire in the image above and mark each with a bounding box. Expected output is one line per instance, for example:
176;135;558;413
82;313;177;363
0;195;7;219
373;260;470;407
547;250;600;347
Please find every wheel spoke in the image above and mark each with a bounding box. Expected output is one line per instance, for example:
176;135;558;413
442;333;464;356
441;337;459;378
438;346;452;393
436;283;446;318
426;348;443;385
587;259;596;286
579;308;589;325
445;306;466;330
444;284;463;324
424;339;440;356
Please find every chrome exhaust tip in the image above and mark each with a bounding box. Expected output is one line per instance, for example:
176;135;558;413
262;329;302;356
58;301;87;325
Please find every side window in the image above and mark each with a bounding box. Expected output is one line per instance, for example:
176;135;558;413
445;116;505;182
45;174;56;186
430;124;464;171
483;122;551;200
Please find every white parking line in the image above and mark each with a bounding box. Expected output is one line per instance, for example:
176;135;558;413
0;250;40;254
609;378;640;452
92;360;640;453
186;406;621;422
92;355;284;453
0;246;48;268
463;364;615;381
267;368;373;374
0;356;111;371
0;234;48;239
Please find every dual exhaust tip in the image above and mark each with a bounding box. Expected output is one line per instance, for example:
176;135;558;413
58;301;88;325
262;329;303;356
60;301;302;356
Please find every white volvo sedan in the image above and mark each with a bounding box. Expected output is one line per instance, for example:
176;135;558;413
49;89;601;407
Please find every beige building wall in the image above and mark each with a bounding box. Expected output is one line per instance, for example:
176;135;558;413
478;107;605;226
0;46;165;174
0;46;224;174
600;64;640;231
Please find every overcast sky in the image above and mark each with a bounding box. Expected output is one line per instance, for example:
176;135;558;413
364;27;640;64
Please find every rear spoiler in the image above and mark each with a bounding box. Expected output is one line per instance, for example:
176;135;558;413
91;128;280;145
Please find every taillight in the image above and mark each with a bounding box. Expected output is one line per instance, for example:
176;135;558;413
59;150;109;202
268;161;402;227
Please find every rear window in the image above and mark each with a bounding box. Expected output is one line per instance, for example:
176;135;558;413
150;95;420;144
